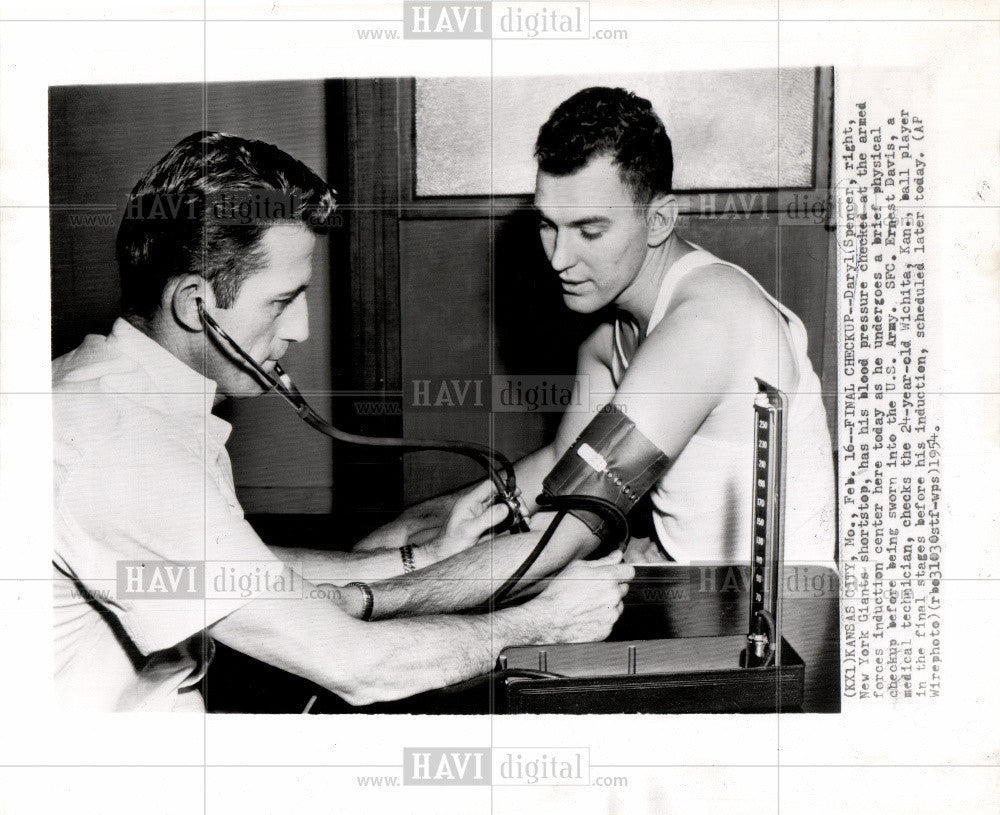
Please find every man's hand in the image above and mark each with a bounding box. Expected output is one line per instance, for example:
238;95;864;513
352;480;512;568
526;551;634;644
352;493;458;553
623;536;668;564
352;482;487;554
422;479;511;563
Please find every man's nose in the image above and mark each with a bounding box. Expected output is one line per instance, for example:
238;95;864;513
279;294;309;344
548;230;577;272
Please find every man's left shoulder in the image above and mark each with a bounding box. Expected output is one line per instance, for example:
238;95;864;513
678;260;767;307
663;261;775;332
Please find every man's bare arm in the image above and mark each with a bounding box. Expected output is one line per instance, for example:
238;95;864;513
266;544;412;584
366;515;602;616
264;502;599;619
210;558;632;705
610;271;756;460
211;580;540;705
496;281;753;572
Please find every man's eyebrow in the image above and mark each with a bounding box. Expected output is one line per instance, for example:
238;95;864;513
568;216;611;228
533;208;611;228
274;284;309;299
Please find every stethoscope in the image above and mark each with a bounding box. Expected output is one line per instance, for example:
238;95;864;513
197;299;627;604
196;299;530;533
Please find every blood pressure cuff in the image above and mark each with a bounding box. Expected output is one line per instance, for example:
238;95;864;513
541;406;669;542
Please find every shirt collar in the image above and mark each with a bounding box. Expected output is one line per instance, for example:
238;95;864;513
108;318;231;447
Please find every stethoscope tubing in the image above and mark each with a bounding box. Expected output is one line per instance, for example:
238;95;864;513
196;300;528;529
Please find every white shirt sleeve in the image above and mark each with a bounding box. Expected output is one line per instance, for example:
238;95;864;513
54;421;285;656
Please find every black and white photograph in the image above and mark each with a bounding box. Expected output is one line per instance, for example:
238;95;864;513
48;69;840;716
1;2;997;813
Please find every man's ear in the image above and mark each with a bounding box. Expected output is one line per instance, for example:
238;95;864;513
167;275;212;333
645;194;679;247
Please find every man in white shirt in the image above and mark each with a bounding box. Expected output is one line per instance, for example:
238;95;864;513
52;130;633;711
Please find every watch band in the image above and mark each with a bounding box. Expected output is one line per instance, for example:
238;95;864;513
400;543;416;573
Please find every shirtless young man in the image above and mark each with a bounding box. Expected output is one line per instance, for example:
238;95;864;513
507;86;836;567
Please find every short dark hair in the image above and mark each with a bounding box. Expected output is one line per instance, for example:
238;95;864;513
534;87;673;204
116;130;337;321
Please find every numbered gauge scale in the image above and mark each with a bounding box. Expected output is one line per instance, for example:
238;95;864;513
499;379;806;714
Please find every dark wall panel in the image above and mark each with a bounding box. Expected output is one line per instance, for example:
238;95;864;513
399;219;497;502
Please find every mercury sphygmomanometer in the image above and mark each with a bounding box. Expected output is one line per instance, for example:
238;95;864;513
198;300;670;605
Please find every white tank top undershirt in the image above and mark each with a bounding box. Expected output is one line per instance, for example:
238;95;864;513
610;247;836;566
